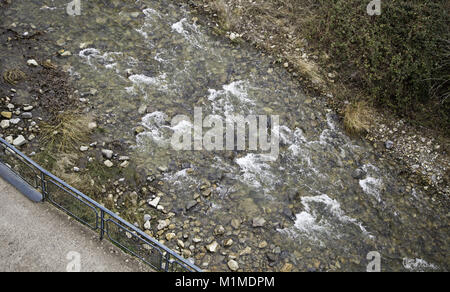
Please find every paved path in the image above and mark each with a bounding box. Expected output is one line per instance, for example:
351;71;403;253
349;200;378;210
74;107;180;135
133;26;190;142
0;178;151;272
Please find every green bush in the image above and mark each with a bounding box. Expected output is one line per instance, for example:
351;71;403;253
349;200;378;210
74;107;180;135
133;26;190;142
305;0;449;127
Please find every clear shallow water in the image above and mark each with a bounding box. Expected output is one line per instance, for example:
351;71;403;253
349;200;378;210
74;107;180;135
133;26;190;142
2;0;448;271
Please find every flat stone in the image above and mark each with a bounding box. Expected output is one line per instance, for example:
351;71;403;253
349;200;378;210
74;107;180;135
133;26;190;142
13;135;27;147
1;112;12;119
80;146;89;152
165;233;176;241
185;200;198;211
252;217;266;228
21;112;32;119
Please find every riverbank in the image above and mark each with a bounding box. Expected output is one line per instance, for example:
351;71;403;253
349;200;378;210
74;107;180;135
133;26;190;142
177;0;449;197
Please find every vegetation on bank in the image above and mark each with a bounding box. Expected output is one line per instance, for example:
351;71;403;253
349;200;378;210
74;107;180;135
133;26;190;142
187;0;449;134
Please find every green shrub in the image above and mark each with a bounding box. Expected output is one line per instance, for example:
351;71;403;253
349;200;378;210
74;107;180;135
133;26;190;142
305;0;449;127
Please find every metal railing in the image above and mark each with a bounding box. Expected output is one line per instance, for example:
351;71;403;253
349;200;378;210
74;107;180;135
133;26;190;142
0;137;201;272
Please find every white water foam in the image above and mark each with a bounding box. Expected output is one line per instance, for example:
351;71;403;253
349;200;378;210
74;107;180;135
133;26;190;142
126;73;168;97
171;18;204;48
207;81;255;117
136;111;193;149
279;194;372;243
235;154;277;190
359;164;384;202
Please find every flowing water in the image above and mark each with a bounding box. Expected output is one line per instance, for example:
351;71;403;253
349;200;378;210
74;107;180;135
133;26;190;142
1;0;448;271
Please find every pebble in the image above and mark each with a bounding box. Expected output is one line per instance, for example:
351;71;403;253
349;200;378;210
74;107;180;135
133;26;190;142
186;200;198;210
104;160;113;168
13;135;27;147
0;120;10;129
1;112;12;119
227;260;239;271
102;149;113;159
252;217;266;228
88;122;97;130
206;241;219;253
385;140;394;149
80;146;89;152
148;197;161;208
352;168;366;180
27;59;39;67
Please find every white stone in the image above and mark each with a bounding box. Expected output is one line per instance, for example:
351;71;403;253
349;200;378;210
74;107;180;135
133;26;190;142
148;197;161;208
104;160;113;168
80;146;89;152
144;220;151;230
102;149;113;159
206;241;219;253
88;122;97;130
0;120;10;129
13;135;27;146
27;59;39;67
227;260;239;271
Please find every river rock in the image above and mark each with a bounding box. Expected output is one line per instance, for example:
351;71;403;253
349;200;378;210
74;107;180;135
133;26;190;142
206;241;219;253
281;262;293;272
27;59;39;67
13;135;27;146
104;160;113;168
21;112;32;119
186;200;198;210
385;140;394;149
252;217;266;228
227;260;239;271
352;168;366;180
102;149;113;159
166;233;176;240
224;238;233;247
214;225;225;236
157;219;169;230
1;112;12;119
148;197;161;208
0;120;10;129
231;219;241;229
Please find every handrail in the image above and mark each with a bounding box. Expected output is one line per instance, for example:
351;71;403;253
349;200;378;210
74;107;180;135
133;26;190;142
0;136;202;272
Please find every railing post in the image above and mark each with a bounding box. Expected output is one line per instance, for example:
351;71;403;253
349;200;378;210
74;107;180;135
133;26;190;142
100;210;105;241
40;173;46;201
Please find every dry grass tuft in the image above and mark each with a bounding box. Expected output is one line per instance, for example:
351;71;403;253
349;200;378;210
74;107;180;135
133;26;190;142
51;153;99;196
343;101;373;136
40;111;93;152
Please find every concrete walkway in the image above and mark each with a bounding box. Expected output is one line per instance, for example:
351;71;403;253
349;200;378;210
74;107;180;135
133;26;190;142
0;178;151;272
